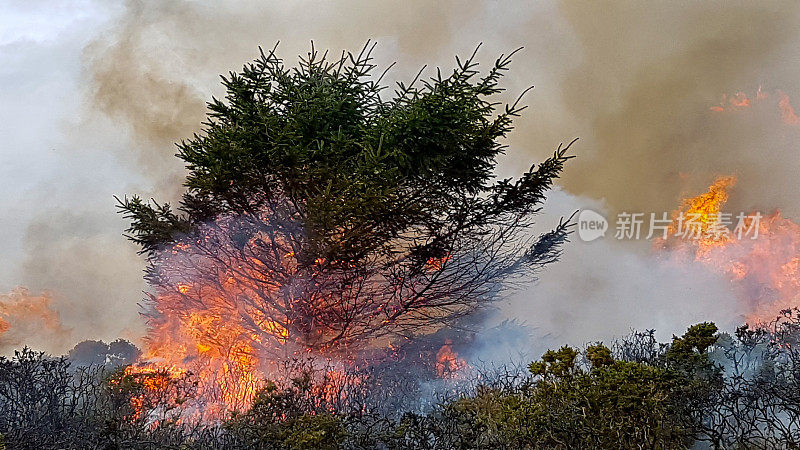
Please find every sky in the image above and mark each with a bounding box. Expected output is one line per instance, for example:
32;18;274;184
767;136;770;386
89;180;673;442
2;1;800;356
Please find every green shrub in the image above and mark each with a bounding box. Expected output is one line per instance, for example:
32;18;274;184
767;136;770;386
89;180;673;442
437;324;722;449
225;378;346;449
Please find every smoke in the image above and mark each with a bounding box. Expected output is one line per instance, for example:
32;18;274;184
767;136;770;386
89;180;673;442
83;0;486;151
470;189;746;363
480;0;800;356
82;0;800;214
5;1;800;355
555;0;800;217
19;210;146;347
0;2;151;355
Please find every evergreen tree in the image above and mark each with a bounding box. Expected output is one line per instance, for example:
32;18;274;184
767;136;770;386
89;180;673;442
119;43;575;352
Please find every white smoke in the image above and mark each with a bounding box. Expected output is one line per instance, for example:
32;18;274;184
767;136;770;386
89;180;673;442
2;1;799;355
469;189;745;364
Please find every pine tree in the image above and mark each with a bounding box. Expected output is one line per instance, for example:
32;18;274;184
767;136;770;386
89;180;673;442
119;42;575;353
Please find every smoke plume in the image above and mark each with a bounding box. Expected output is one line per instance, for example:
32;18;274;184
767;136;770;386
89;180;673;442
555;0;800;218
5;1;800;355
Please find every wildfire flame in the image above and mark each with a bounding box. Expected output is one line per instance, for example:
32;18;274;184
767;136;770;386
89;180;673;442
107;364;195;423
0;287;71;354
663;176;736;256
426;255;451;272
435;339;467;378
124;206;468;419
778;90;800;125
659;176;800;323
710;87;799;126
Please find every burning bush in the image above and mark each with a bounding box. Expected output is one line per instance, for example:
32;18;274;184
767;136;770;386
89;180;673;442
118;43;574;414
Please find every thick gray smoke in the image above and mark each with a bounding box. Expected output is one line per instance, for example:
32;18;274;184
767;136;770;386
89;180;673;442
555;1;800;218
3;1;800;355
470;189;745;363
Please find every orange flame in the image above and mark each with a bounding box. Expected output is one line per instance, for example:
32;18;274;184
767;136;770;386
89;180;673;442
426;255;451;271
127;214;431;419
710;87;799;126
778;90;800;125
435;339;467;378
0;288;71;354
663;176;736;256
660;177;800;323
108;364;193;423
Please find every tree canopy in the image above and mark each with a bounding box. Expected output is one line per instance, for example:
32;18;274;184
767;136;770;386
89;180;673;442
119;43;574;353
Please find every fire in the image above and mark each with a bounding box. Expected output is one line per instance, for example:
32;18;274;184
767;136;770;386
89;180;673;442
659;177;800;323
710;87;800;126
108;364;195;423
426;255;451;271
435;339;467;378
709;91;752;112
135;306;264;418
123;365;188;392
684;85;800;321
124;207;468;419
0;287;71;354
663;176;736;255
778;90;800;125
